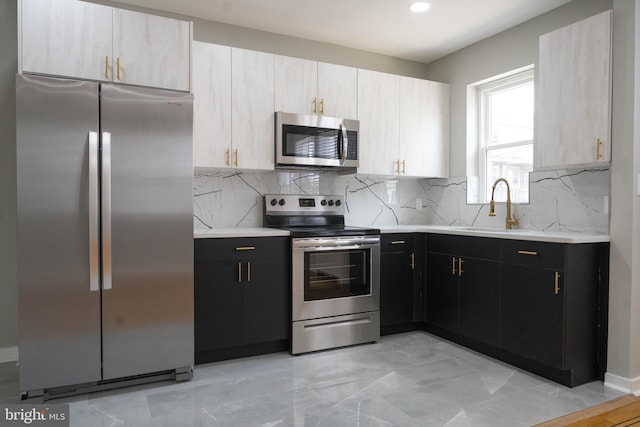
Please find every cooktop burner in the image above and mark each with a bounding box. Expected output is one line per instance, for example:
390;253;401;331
263;194;379;237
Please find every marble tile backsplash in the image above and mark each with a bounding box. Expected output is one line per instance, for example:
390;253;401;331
194;167;609;233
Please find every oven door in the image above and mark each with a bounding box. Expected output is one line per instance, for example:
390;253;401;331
292;236;380;322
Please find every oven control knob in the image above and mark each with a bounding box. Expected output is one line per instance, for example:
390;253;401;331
335;200;342;207
279;198;286;206
328;200;334;206
270;198;278;206
321;200;327;206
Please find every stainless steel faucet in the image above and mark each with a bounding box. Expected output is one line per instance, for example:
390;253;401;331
489;178;519;230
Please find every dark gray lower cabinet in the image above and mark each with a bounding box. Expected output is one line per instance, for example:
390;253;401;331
499;240;601;386
426;235;500;346
424;233;606;387
380;234;419;334
194;237;290;364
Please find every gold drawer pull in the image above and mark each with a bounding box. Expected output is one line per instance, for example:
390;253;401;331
410;253;415;270
390;240;406;245
554;271;561;295
452;257;457;275
235;246;256;251
596;138;603;160
105;56;110;79
458;258;464;276
518;250;538;256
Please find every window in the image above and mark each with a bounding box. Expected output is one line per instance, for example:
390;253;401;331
469;68;534;204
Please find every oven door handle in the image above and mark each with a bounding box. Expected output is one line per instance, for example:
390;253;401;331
293;237;380;249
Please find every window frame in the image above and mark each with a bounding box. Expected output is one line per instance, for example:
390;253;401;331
474;67;534;204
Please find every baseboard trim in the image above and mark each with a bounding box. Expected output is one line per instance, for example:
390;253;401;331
604;372;640;396
0;346;18;363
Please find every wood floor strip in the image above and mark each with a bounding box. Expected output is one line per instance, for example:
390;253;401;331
534;395;638;426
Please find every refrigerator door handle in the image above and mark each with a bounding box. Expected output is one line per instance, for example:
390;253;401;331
102;132;113;290
89;132;100;292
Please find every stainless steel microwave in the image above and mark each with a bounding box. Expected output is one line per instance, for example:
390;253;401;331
275;112;359;169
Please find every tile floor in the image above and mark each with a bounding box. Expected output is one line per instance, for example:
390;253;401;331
0;331;625;426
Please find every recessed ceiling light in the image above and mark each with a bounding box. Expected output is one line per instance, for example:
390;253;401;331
409;1;431;13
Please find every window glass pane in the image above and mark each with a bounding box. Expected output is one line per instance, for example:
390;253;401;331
488;83;534;146
486;144;532;203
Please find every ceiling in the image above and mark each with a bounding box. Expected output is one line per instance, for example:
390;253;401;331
112;0;573;64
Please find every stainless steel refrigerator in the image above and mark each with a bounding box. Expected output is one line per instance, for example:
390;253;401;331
16;74;194;399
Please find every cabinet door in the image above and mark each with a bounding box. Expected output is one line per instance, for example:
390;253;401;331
112;9;190;91
501;264;564;368
232;48;275;170
243;258;289;344
535;10;612;169
21;0;112;81
318;62;358;119
192;42;232;169
357;69;399;175
274;56;318;114
381;251;415;327
459;258;500;346
194;260;244;352
425;253;459;332
399;77;449;178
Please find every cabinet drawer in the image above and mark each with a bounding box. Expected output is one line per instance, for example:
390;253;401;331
195;237;289;261
501;240;564;269
426;234;500;260
381;233;414;253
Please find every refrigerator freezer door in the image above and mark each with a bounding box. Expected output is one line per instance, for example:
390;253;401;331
100;84;194;380
17;75;102;392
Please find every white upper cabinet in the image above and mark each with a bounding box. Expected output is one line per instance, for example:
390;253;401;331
193;43;274;171
357;69;450;177
275;56;357;118
20;0;112;82
357;69;400;176
318;62;358;119
192;42;232;169
399;77;450;178
231;48;275;171
20;0;191;91
275;56;318;114
112;9;190;91
535;10;612;170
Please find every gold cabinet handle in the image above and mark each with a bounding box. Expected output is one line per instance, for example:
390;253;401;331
596;138;603;160
458;258;464;276
518;250;538;256
395;160;400;174
116;57;121;80
237;262;242;283
234;149;239;167
320;98;324;114
390;240;406;245
452;257;457;275
247;261;251;282
402;160;406;174
235;246;256;251
313;97;317;113
410;253;415;270
555;272;560;295
226;148;230;166
105;56;110;79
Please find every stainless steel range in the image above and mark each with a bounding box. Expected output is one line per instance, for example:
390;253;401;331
264;194;380;354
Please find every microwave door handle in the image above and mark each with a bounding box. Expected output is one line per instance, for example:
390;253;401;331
340;123;348;165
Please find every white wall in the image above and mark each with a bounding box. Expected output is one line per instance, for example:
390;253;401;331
606;0;640;395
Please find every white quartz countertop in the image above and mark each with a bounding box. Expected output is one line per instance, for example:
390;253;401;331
374;225;610;244
194;225;609;243
194;227;290;238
